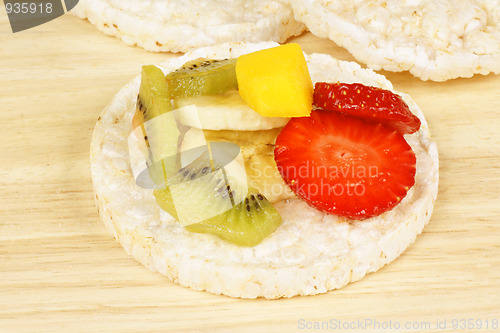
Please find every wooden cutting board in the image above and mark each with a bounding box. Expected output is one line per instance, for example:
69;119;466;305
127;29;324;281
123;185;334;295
1;13;499;333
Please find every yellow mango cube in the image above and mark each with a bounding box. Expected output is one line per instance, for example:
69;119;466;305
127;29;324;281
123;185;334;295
236;44;313;118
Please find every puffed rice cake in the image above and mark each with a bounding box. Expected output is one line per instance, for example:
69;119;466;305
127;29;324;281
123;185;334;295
90;42;439;298
71;0;305;52
291;0;500;81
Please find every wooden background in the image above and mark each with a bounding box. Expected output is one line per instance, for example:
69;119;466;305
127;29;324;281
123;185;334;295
1;11;500;333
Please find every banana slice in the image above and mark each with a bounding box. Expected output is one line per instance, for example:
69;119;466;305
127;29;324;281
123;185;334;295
174;89;290;131
203;128;281;157
244;154;295;203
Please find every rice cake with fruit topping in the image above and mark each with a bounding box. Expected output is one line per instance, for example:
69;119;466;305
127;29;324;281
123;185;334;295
291;0;500;81
71;0;305;53
90;42;438;298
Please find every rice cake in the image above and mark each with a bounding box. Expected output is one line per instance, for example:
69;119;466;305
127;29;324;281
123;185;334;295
90;42;439;298
71;0;305;52
291;0;500;81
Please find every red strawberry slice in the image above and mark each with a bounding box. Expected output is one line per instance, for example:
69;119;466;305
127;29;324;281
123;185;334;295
274;110;416;220
313;82;421;134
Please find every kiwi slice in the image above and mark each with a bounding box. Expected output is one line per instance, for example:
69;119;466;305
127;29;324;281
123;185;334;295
133;65;181;184
155;186;282;247
155;149;245;224
153;150;282;247
133;65;173;129
166;58;238;99
186;188;282;247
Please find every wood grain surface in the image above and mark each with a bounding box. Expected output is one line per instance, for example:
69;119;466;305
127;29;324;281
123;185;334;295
1;11;500;333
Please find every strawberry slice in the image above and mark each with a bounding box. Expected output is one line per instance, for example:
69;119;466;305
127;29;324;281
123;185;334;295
313;82;421;134
274;110;416;220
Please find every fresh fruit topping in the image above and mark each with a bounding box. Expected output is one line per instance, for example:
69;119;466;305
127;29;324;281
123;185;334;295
154;151;282;247
154;149;246;223
166;58;238;99
133;65;180;184
173;88;290;131
313;82;421;134
274;110;417;220
185;187;282;247
244;153;295;203
236;44;313;118
183;128;295;203
133;65;173;129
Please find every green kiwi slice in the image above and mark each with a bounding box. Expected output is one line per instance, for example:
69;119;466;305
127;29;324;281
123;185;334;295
133;65;172;128
133;65;181;184
185;189;282;247
153;149;282;247
166;58;238;99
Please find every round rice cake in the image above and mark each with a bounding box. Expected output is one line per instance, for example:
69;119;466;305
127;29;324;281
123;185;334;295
71;0;305;53
291;0;500;81
90;42;439;299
